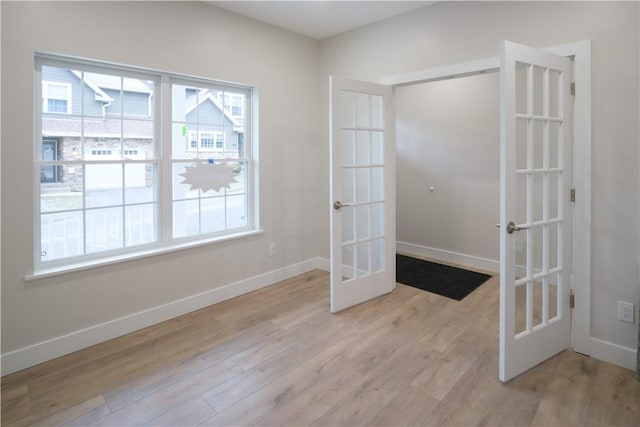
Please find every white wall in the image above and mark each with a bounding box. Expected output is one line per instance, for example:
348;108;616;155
395;73;500;268
1;1;322;371
320;1;639;354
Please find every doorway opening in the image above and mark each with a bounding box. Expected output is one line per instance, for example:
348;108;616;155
395;72;500;275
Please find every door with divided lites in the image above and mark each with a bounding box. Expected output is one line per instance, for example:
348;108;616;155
329;76;395;313
499;41;574;382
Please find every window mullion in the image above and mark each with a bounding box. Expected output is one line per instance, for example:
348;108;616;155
160;76;173;243
34;61;44;267
81;71;87;257
121;76;126;248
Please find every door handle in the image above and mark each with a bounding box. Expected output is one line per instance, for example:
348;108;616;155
506;221;530;234
496;222;530;233
334;201;354;211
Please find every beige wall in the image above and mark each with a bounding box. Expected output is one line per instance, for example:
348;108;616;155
395;73;500;264
1;1;322;356
320;1;639;351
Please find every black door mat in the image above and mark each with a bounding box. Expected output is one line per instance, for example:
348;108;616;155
396;254;492;301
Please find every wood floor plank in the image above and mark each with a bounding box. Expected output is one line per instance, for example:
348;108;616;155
2;269;639;427
143;396;216;427
102;318;279;412
367;385;441;426
0;384;35;427
201;316;354;414
201;337;352;426
31;395;111;427
585;360;640;426
532;350;599;426
91;359;241;426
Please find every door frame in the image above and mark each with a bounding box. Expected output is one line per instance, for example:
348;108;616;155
380;40;591;356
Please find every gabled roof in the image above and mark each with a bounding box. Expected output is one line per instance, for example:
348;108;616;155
70;71;153;104
185;89;242;129
70;71;112;103
83;72;153;94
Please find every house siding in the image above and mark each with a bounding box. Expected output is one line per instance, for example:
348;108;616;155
41;70;242;191
185;98;240;152
104;89;151;117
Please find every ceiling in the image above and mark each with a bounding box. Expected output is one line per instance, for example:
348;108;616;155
208;1;434;40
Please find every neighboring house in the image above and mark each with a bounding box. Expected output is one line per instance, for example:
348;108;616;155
183;88;245;159
41;66;244;191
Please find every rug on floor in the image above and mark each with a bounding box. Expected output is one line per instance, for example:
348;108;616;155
396;254;492;301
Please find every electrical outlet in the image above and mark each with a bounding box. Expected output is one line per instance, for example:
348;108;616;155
269;243;276;257
617;301;635;323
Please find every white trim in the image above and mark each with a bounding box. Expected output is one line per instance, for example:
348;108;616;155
4;256;329;375
381;40;592;358
547;40;592;356
381;57;500;87
589;337;637;371
396;241;499;273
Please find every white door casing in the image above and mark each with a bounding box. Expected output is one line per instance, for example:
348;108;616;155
499;41;574;382
329;76;396;313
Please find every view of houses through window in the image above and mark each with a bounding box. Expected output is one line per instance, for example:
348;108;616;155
37;56;254;268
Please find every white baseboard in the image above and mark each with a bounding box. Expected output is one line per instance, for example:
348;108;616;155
1;257;329;376
589;337;637;371
396;241;499;273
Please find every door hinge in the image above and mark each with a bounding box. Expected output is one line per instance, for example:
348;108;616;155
570;290;575;309
570;82;575;96
570;188;575;203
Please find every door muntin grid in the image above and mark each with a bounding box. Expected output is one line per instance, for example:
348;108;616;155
338;90;385;281
513;62;567;338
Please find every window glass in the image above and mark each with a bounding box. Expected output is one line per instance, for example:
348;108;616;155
36;55;256;270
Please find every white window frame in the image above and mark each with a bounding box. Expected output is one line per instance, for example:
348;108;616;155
32;52;260;279
43;81;72;114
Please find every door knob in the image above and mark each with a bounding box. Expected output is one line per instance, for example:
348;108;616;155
506;221;530;234
333;201;343;211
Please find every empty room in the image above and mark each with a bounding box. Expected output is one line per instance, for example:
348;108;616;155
1;1;639;426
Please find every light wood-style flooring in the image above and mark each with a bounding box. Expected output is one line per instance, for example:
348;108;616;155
2;268;639;426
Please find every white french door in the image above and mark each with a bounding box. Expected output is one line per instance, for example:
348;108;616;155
329;76;395;313
499;41;574;382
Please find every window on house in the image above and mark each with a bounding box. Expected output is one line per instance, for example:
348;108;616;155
35;54;257;273
187;131;224;152
219;93;245;119
43;81;72;114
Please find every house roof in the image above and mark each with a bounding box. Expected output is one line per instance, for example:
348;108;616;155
83;72;153;94
70;71;153;105
70;70;112;103
185;89;242;129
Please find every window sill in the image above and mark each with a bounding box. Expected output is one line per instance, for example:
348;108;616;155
26;229;265;281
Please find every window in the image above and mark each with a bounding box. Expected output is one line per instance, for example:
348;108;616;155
187;131;224;152
35;54;257;272
172;84;251;239
43;81;72;114
219;93;245;119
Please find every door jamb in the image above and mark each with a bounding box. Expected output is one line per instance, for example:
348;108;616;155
380;40;592;356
